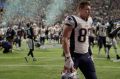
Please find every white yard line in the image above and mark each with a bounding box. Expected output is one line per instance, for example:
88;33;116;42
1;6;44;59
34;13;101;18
0;57;64;60
0;65;61;67
0;57;110;61
0;64;120;69
0;57;106;59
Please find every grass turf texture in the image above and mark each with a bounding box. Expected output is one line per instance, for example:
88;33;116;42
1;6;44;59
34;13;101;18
0;41;120;79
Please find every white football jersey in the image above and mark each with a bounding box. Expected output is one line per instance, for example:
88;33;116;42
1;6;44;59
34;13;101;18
54;28;60;36
40;28;46;37
49;27;55;34
64;15;93;54
97;24;107;37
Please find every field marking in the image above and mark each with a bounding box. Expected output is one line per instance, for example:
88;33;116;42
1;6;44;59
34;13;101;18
0;57;113;62
0;65;120;69
0;57;64;60
0;57;106;59
0;57;115;61
0;56;119;62
0;65;61;67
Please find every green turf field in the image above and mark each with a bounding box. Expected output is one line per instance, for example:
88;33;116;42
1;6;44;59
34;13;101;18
0;41;120;79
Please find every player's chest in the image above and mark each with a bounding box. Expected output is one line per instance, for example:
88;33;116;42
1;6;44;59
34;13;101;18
75;23;91;34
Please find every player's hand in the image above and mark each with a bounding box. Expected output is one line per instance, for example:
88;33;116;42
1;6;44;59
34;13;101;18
64;56;74;69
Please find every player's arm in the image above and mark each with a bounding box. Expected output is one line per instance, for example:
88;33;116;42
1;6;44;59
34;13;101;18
62;24;75;72
62;24;73;58
62;16;76;69
109;27;120;38
62;16;75;58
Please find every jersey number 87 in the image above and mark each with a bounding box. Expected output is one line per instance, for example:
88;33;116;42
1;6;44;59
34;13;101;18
78;28;87;42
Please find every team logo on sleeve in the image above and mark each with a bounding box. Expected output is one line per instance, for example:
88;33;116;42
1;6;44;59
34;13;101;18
68;17;73;21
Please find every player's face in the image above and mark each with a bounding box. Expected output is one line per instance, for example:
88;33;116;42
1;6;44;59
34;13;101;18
79;5;91;19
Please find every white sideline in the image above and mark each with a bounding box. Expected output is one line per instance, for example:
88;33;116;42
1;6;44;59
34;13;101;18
0;65;61;67
0;65;120;69
0;57;63;59
0;57;106;59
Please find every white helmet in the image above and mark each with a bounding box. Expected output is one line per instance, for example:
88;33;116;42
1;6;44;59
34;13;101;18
61;71;79;79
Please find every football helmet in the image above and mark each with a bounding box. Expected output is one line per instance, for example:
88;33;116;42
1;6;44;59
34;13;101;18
61;71;79;79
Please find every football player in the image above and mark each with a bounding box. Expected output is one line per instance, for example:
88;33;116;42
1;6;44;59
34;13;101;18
62;1;97;79
0;40;12;53
96;22;107;56
40;26;46;45
24;23;36;62
14;24;24;49
54;23;61;44
106;21;120;59
5;25;16;51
